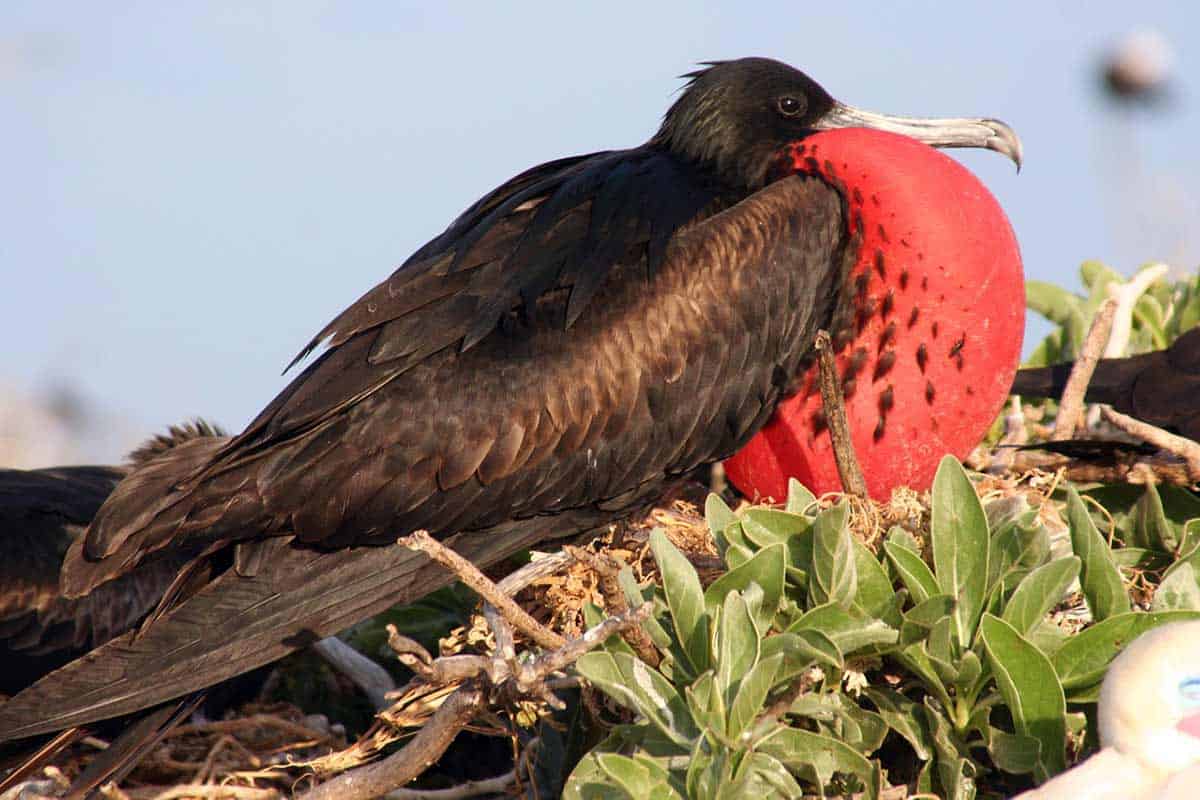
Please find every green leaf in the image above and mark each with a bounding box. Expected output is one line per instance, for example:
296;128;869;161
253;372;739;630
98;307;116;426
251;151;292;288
587;752;684;800
650;529;710;673
786;478;818;514
762;629;843;679
921;703;978;800
728;653;782;740
885;540;939;605
900;594;957;646
1153;562;1200;611
1066;487;1128;621
931;456;990;650
1026;280;1087;354
706;493;738;539
789;603;898;655
1002;557;1080;635
987;729;1042;775
853;538;899;624
741;508;810;547
863;688;932;760
979;615;1066;781
685;671;725;735
715;590;759;702
705;543;785;633
576;651;699;747
809;503;857;609
1052;610;1200;688
758;727;879;797
1137;483;1178;553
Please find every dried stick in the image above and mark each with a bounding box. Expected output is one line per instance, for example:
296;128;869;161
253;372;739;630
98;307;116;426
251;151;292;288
1101;407;1200;482
297;687;486;800
312;637;396;710
495;550;576;595
1052;298;1117;441
564;545;660;666
384;769;515;799
146;786;279;800
399;531;565;650
813;330;868;497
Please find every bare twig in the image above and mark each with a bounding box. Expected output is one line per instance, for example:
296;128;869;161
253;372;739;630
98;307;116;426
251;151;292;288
813;330;868;497
1101;407;1200;482
312;638;396;711
384;769;515;799
495;550;577;595
298;686;487;800
399;531;565;650
1009;450;1196;487
146;786;279;800
1052;299;1117;440
564;545;660;666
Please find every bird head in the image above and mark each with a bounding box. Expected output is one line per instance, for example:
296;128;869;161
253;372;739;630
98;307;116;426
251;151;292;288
654;57;1020;189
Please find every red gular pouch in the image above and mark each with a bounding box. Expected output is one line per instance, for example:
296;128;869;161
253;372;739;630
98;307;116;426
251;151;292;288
724;128;1024;502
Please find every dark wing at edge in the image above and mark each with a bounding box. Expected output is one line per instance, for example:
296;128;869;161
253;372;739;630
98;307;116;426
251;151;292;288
78;147;727;572
6;175;851;738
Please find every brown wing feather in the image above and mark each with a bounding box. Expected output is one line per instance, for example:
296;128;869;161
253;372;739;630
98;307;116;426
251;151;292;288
5;175;853;736
65;174;847;603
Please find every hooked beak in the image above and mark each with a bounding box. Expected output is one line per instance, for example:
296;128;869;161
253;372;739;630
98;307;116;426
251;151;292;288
812;101;1023;172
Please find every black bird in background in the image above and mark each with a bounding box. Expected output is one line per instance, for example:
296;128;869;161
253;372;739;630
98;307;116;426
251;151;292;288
1012;325;1200;441
0;57;1021;741
0;422;222;697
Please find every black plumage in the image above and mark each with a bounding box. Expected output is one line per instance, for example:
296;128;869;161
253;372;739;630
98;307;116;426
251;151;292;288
1012;325;1200;440
0;422;223;696
0;57;1019;741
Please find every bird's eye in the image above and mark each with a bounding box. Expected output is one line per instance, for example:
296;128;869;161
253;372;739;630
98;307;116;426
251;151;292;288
777;96;805;117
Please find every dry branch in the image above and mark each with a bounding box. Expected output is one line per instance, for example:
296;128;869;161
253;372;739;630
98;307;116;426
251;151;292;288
1101;407;1200;483
814;330;868;497
399;531;565;650
1052;298;1116;440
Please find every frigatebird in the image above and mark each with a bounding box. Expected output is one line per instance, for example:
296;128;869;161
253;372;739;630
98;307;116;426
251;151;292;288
0;57;1023;741
1012;324;1200;441
0;422;221;696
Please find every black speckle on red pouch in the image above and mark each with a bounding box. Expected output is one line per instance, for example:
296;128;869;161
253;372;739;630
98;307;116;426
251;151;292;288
916;343;928;372
879;385;895;413
846;347;868;379
855;272;870;299
873;417;886;441
881;289;895;318
852;187;864;205
907;306;920;328
899;270;910;290
931;321;940;338
877;224;890;243
872;350;896;381
878;321;897;352
925;380;936;404
874;250;887;279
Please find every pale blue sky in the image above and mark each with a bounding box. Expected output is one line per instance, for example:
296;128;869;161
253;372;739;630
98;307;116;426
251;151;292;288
3;2;1198;461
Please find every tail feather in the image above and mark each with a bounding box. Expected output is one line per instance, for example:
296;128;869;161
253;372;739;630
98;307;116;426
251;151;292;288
1010;353;1157;410
0;512;590;741
61;435;232;599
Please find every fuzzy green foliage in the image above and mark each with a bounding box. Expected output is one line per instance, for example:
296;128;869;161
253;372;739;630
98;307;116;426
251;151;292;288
565;458;1200;799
